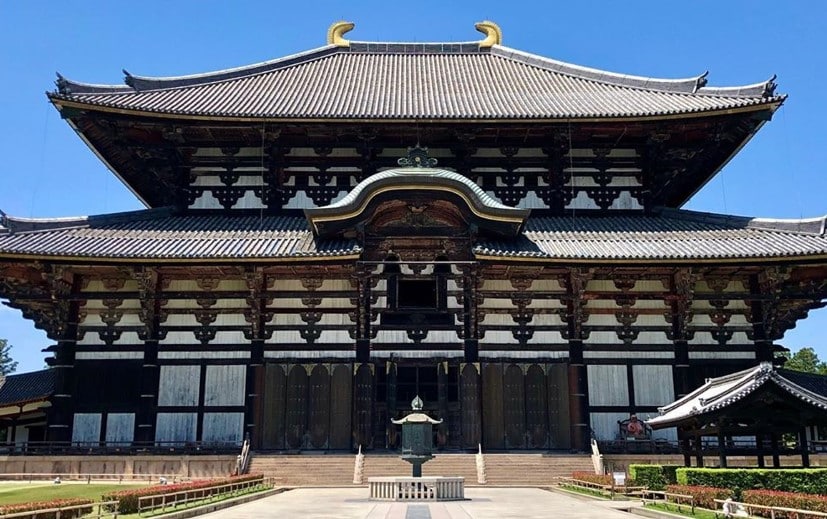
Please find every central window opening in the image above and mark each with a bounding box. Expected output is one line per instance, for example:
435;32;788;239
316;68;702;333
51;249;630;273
398;279;438;309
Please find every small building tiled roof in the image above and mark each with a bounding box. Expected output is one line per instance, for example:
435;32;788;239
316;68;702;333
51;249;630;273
1;207;825;263
648;363;827;429
49;37;783;121
305;167;530;238
0;209;361;262
474;208;827;261
0;369;56;406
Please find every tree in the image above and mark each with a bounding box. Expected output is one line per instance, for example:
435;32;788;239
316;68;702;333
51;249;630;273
780;347;827;375
0;338;17;375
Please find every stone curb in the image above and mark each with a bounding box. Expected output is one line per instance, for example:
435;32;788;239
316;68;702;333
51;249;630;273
150;486;292;519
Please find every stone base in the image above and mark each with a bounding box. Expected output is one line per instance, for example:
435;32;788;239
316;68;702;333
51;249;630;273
368;476;465;501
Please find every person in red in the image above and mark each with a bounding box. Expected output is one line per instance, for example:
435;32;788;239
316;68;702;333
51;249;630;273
626;414;644;437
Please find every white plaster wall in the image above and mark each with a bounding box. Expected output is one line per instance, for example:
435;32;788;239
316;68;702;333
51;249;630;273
155;413;198;445
587;365;629;406
72;413;102;444
204;365;246;406
158;366;201;407
633;365;675;407
105;413;135;444
202;413;244;444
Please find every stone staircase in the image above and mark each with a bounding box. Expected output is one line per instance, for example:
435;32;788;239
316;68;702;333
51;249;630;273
248;452;592;487
482;454;594;486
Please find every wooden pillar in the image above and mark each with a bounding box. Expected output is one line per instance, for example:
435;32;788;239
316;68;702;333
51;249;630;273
437;362;449;449
386;361;397;448
681;434;691;467
462;264;479;363
568;341;589;452
356;268;372;363
799;427;810;468
717;429;728;468
770;432;781;468
46;268;81;444
694;433;704;467
756;433;765;468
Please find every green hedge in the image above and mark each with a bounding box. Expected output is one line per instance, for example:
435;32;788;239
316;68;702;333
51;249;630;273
628;464;682;490
675;468;827;496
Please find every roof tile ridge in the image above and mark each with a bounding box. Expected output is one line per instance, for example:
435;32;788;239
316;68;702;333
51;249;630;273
771;370;827;408
655;364;760;415
697;74;782;99
1;207;174;234
658;206;827;235
56;45;339;95
490;45;707;94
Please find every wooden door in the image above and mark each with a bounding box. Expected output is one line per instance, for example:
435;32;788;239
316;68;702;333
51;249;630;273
503;363;526;449
329;364;352;450
353;363;374;449
261;363;286;449
308;364;330;449
548;363;571;449
525;364;549;448
285;365;308;449
460;363;481;449
481;363;504;449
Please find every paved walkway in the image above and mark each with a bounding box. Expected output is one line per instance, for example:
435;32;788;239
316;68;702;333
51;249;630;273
197;487;639;519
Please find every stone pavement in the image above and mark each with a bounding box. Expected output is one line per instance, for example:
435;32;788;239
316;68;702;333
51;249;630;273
196;487;639;519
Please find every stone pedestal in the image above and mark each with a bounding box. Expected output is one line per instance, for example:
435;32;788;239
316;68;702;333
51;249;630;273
368;476;465;501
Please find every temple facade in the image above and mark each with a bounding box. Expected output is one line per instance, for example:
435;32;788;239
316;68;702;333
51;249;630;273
1;21;826;453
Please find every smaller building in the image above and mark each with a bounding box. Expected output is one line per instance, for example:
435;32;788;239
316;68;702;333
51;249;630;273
0;369;55;451
648;362;827;467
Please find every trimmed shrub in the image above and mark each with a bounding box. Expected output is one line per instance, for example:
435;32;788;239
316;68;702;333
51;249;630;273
0;499;94;519
661;465;680;485
102;474;264;514
629;465;665;490
675;468;827;496
665;485;731;510
629;464;682;490
743;489;827;516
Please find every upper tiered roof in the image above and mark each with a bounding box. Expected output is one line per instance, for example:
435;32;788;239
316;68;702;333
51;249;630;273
50;21;782;122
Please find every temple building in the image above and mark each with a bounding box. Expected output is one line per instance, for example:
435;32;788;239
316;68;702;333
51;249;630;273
1;21;826;453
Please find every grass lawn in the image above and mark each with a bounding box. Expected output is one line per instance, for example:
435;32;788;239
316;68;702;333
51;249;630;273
0;483;145;506
558;484;632;501
646;502;719;519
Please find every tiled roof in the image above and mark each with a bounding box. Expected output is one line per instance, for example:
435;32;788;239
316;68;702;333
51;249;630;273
0;209;361;261
49;43;782;120
0;369;56;406
1;207;825;262
474;208;827;261
648;363;827;428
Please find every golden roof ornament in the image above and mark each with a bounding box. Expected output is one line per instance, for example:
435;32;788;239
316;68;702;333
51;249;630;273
327;21;355;47
475;20;502;48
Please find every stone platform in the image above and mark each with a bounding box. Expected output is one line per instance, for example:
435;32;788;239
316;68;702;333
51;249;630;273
368;476;464;501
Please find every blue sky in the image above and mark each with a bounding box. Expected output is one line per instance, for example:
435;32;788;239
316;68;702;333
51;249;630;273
1;1;826;372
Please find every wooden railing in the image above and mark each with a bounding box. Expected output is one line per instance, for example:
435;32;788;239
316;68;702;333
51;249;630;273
713;499;827;519
0;440;242;456
0;473;193;484
633;489;695;514
0;500;119;519
137;476;271;515
558;477;646;498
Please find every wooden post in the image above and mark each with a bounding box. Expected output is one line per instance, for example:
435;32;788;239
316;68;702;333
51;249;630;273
717;429;727;468
681;435;691;467
799;427;810;468
694;433;704;467
770;432;781;468
756;433;765;468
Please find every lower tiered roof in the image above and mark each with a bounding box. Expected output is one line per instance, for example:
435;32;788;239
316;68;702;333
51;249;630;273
1;207;825;263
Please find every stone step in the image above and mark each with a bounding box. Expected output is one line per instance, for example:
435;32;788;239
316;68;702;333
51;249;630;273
247;452;593;486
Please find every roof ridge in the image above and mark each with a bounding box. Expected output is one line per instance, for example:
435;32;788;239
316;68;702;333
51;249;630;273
656;207;827;235
2;207;174;234
55;45;340;94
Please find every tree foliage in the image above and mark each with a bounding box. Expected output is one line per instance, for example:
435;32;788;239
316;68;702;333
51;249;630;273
780;347;827;375
0;338;17;376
